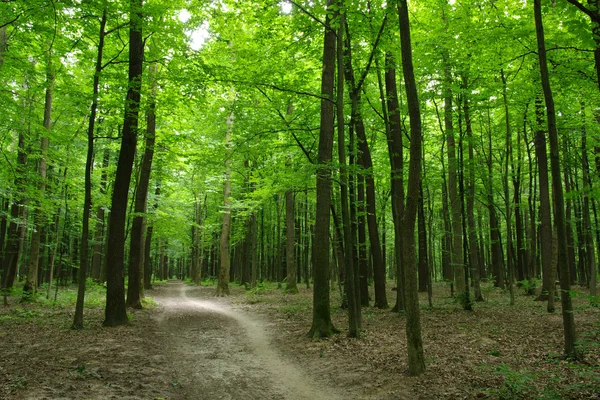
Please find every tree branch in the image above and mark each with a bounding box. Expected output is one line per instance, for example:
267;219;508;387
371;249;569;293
564;0;600;22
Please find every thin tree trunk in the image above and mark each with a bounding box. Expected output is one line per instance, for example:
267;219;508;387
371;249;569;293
444;61;465;296
398;0;426;375
533;96;555;312
337;15;359;335
384;53;406;312
500;69;515;306
73;10;107;328
216;110;234;296
24;56;54;297
463;76;483;301
534;0;581;360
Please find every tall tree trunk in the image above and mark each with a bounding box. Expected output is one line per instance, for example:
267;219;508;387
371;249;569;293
73;9;107;329
500;69;515;306
285;188;298;293
126;62;157;308
24;55;54;298
91;147;109;282
1;130;27;304
398;0;426;375
444;62;465;296
580;103;597;296
216;110;234;296
337;16;359;335
308;0;338;338
533;96;555;313
384;53;406;312
534;0;581;360
486;107;505;288
463;76;483;301
104;0;144;326
342;26;387;310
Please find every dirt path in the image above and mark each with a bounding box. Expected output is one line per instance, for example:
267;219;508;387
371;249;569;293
152;281;342;400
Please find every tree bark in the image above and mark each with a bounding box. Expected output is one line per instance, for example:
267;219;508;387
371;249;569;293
308;0;338;338
216;110;234;296
285;188;298;293
444;60;465;296
126;62;157;308
73;9;107;329
337;15;359;336
462;75;483;301
534;0;581;360
533;96;555;312
384;53;406;312
398;0;426;375
104;0;144;326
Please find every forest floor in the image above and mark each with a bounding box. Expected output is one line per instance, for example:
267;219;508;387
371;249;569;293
0;279;599;399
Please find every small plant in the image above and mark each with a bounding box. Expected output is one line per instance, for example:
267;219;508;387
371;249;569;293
10;376;27;389
454;291;473;309
489;364;538;399
516;278;539;296
488;349;501;357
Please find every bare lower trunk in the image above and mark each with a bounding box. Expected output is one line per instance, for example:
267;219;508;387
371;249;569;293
216;111;234;297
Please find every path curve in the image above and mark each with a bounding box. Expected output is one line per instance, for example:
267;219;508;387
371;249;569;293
152;281;342;400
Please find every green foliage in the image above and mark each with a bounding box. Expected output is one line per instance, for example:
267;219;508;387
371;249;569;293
246;282;272;296
279;304;308;314
517;278;540;296
490;364;538;399
454;291;473;309
200;276;218;286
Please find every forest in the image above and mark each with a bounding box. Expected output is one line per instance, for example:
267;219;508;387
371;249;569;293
1;0;600;398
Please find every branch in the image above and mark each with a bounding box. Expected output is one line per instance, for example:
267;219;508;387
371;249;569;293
288;0;335;35
355;14;387;94
104;22;128;36
564;0;600;22
101;43;128;70
255;86;315;164
213;78;334;103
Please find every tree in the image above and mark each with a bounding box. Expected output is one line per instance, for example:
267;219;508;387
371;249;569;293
307;0;338;339
397;0;425;376
73;7;107;330
534;0;581;360
126;62;158;309
104;0;145;327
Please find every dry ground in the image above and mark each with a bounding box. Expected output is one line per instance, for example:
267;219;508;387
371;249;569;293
0;279;599;399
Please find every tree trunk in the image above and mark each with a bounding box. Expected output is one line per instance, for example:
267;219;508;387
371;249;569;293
500;69;515;306
24;55;54;298
285;188;298;293
308;0;338;338
534;0;581;360
126;62;157;308
104;0;144;327
398;0;426;375
216;110;234;296
336;16;359;335
486;107;505;288
384;53;406;312
581;104;597;296
444;61;465;296
463;76;483;302
73;9;107;329
1;130;27;304
533;96;555;312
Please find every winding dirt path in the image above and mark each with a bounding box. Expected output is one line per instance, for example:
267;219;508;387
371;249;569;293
152;281;342;400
